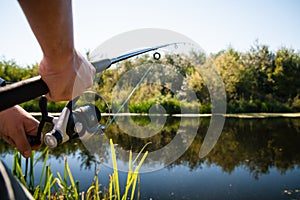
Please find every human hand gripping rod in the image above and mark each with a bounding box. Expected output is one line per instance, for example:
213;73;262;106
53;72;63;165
0;43;180;147
0;43;175;112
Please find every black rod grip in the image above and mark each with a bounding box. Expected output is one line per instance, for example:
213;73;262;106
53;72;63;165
0;76;49;112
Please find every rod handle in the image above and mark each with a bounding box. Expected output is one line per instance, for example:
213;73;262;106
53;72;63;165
0;76;49;112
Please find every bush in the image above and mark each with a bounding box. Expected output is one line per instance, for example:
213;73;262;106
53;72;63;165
20;99;40;112
291;96;300;112
129;101;155;113
200;104;211;113
20;99;66;112
227;98;292;113
160;99;181;114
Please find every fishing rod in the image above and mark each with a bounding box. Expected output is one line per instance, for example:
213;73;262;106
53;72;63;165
0;42;181;147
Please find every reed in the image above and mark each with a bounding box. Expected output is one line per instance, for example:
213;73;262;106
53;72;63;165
12;139;148;200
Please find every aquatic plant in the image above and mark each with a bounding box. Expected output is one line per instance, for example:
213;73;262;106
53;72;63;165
12;139;148;200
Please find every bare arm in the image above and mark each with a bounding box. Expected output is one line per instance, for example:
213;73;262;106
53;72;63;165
18;0;74;67
0;0;95;158
18;0;95;101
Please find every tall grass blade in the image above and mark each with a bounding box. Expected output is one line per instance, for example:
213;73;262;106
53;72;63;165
110;139;120;200
122;147;148;200
65;158;79;199
109;175;113;200
15;157;27;186
11;141;148;199
33;186;40;199
38;149;49;188
133;151;148;174
122;150;133;200
132;142;151;165
41;166;53;199
130;173;138;200
29;151;35;190
34;146;48;167
86;185;95;199
130;151;148;200
56;172;66;191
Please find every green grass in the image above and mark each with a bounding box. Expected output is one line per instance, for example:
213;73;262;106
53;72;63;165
12;139;148;200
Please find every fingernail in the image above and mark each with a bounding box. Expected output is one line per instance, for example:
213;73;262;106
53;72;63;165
24;150;31;158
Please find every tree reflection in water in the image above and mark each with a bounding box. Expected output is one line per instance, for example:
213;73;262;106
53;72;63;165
1;117;300;179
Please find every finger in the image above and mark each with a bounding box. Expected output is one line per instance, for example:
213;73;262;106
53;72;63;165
2;135;15;147
11;127;32;158
24;115;41;150
24;115;39;136
26;123;41;150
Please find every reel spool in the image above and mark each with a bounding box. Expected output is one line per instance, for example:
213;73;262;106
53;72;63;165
43;91;110;148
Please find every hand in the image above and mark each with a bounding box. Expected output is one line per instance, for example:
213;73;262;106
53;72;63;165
39;50;95;101
0;106;40;158
18;1;94;101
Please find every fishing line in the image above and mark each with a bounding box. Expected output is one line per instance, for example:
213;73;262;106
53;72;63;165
105;65;154;129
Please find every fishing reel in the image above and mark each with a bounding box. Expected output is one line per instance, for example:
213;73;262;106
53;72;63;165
27;92;108;148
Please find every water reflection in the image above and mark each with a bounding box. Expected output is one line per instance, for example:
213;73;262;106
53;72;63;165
1;117;300;179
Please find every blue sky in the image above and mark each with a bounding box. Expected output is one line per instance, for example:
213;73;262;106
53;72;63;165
0;0;299;66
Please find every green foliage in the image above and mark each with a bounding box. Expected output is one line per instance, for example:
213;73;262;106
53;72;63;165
291;95;300;111
128;99;181;114
12;139;147;200
200;104;212;113
20;99;66;112
0;59;38;82
160;99;181;114
272;48;300;103
227;98;292;113
1;42;300;113
129;100;155;113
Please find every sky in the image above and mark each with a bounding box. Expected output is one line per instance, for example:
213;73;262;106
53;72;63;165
0;0;299;66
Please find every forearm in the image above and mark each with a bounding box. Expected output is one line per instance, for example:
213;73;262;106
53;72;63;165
18;0;74;70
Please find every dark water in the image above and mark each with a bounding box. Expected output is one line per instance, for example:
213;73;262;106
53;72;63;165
1;117;300;200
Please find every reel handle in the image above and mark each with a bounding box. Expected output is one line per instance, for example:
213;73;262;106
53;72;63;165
27;96;53;146
27;135;42;146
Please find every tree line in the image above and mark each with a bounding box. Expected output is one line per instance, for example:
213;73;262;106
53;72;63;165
1;42;300;113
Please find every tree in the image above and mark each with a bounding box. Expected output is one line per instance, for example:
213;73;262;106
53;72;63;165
0;59;38;82
213;48;243;101
272;48;300;104
237;44;275;102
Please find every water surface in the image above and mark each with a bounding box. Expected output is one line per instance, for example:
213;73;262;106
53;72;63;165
1;117;300;199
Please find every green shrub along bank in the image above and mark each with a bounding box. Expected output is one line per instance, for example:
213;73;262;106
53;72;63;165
227;99;293;113
19;98;298;114
124;101;294;114
128;100;211;114
1;42;300;113
20;99;66;113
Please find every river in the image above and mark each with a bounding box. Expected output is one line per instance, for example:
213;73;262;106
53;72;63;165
1;117;300;199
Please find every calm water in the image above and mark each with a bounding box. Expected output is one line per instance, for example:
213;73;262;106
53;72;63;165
1;117;300;200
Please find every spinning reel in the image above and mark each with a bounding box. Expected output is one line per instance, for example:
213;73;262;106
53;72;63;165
27;92;109;148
